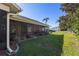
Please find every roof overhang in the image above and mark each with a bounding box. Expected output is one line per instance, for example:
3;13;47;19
10;15;47;27
3;3;22;13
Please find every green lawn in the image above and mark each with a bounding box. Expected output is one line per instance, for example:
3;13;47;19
16;31;79;56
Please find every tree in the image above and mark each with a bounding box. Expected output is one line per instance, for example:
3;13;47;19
58;16;69;31
42;17;49;24
69;8;79;34
59;3;79;35
60;3;79;13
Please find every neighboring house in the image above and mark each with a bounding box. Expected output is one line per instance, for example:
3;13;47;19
49;26;60;32
0;3;48;55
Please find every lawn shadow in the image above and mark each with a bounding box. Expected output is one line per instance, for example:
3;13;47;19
48;33;64;56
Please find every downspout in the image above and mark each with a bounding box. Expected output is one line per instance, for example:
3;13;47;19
7;13;19;54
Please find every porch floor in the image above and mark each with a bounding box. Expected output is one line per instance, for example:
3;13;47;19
0;50;6;56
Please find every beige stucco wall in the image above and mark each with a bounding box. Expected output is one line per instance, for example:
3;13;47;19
0;4;10;12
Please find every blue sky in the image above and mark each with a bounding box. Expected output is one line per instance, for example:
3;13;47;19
17;3;66;28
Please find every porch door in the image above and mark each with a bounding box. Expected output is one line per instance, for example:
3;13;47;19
0;9;7;49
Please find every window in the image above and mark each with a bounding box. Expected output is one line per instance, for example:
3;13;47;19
27;26;32;32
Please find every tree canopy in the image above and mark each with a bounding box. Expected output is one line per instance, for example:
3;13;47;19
59;3;79;35
42;17;49;24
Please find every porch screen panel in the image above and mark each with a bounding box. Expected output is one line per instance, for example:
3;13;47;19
0;9;7;49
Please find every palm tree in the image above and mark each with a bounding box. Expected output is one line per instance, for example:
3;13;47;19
42;17;49;24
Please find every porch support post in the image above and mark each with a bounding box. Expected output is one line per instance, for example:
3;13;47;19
7;13;13;53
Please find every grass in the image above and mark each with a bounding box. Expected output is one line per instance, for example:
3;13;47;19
16;31;79;56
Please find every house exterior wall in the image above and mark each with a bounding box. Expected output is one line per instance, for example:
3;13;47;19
10;20;45;40
27;23;43;33
0;4;48;54
0;3;22;53
10;20;21;41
